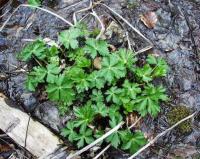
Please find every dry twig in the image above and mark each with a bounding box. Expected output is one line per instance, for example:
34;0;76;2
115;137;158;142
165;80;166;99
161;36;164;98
128;112;197;159
0;4;73;32
96;3;153;54
90;10;105;40
73;0;92;25
66;121;125;159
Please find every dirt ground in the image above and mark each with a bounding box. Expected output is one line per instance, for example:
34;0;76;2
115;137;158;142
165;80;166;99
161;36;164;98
0;0;200;158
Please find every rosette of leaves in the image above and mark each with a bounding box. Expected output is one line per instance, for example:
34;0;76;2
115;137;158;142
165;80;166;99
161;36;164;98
18;23;169;154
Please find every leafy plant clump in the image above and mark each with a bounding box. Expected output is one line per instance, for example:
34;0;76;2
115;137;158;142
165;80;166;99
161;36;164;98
18;23;169;154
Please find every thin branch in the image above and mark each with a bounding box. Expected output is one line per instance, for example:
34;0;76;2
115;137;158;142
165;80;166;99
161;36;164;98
93;117;142;159
96;3;153;53
58;0;88;11
90;10;105;40
78;13;90;22
73;0;92;25
98;3;152;44
0;9;9;18
0;4;73;32
66;121;125;159
128;112;197;159
128;116;142;129
93;144;111;159
126;32;132;50
135;45;153;55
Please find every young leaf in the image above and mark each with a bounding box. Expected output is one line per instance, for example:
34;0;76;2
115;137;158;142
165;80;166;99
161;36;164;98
135;84;168;117
59;27;81;49
105;86;123;104
84;38;109;58
48;45;59;57
46;74;75;103
120;130;147;154
93;102;108;117
99;54;126;83
75;127;94;148
61;121;78;142
75;56;91;68
108;105;121;118
116;49;137;69
135;64;153;83
90;89;104;103
122;80;141;99
74;102;96;131
18;39;47;61
147;55;168;77
65;66;84;80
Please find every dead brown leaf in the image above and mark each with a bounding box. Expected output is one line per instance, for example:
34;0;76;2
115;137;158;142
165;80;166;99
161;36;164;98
140;11;158;28
93;57;102;70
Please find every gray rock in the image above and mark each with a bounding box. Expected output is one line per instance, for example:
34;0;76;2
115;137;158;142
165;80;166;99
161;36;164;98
20;93;37;112
34;101;62;132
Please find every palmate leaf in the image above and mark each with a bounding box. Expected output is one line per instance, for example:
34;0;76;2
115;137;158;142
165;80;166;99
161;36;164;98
122;80;141;99
75;56;91;68
93;102;108;117
106;115;123;148
46;74;75;103
88;71;105;89
74;102;96;131
18;39;47;62
135;84;168;117
59;27;81;49
90;89;104;103
65;67;90;92
135;64;153;83
67;48;84;61
75;127;94;148
108;105;121;118
46;64;61;83
84;38;109;58
146;55;168;77
120;130;147;154
105;86;123;104
116;49;137;69
73;73;90;93
26;66;47;91
99;54;126;83
61;121;78;142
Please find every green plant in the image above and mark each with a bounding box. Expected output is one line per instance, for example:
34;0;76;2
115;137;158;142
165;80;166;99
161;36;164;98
18;23;169;154
28;0;41;6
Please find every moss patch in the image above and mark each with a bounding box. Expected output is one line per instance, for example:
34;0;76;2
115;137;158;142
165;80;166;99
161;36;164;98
167;105;192;134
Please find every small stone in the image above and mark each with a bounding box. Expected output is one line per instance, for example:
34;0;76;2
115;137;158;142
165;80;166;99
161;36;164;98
20;93;37;112
34;101;61;132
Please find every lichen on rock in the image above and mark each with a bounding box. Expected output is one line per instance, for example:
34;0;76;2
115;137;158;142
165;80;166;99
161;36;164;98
167;105;193;134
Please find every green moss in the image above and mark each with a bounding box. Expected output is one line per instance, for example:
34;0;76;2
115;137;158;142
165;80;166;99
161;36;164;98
126;0;139;9
167;105;192;134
